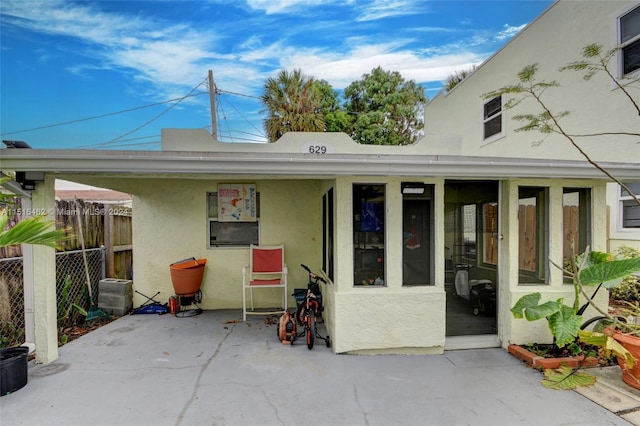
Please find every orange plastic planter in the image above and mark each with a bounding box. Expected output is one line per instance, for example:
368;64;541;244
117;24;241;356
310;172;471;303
169;258;207;297
612;331;640;390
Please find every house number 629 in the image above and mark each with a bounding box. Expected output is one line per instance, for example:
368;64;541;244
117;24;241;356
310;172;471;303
309;145;327;154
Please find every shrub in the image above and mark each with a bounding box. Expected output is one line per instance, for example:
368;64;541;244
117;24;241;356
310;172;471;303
609;246;640;302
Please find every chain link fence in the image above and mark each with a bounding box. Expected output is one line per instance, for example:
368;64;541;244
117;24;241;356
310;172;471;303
0;247;106;348
0;256;24;347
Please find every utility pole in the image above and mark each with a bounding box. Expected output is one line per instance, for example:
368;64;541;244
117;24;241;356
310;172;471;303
208;70;217;140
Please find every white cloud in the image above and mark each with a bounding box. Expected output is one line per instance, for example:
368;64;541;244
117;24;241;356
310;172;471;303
245;0;327;15
495;24;526;41
280;42;485;89
2;0;219;98
0;0;519;104
355;0;424;22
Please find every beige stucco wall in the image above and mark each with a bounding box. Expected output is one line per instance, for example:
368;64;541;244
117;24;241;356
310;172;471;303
500;179;609;346
161;129;463;156
425;0;640;164
70;177;325;310
59;172;611;353
327;177;446;354
67;174;448;354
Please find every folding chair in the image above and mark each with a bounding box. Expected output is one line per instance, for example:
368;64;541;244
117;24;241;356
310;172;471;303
242;244;288;321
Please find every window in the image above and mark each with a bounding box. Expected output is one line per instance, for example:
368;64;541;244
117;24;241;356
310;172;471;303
482;202;499;265
402;183;434;286
518;187;548;284
619;5;640;76
620;182;640;229
483;95;503;140
353;184;385;286
207;192;260;247
322;188;334;281
563;188;592;281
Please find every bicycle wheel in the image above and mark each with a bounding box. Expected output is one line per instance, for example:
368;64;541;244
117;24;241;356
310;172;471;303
307;309;316;350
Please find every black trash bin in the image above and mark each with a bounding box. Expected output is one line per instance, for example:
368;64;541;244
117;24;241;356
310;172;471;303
0;346;28;396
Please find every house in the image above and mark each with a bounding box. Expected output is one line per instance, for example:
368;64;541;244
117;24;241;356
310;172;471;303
423;0;640;345
55;189;132;208
1;0;639;364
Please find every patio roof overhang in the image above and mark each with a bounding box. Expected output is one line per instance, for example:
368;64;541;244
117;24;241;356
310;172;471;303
1;148;639;180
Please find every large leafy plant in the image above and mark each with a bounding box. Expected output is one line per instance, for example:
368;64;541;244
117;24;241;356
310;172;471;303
512;248;640;389
512;249;640;348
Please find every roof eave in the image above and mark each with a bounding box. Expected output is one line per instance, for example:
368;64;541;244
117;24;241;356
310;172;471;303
1;149;638;180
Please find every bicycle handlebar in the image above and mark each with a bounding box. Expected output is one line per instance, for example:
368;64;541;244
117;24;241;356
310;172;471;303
300;264;326;283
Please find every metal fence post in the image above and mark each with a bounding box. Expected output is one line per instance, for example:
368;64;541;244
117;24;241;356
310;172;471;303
100;245;106;280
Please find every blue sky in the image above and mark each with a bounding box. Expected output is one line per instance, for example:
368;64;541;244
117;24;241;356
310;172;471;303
0;0;553;150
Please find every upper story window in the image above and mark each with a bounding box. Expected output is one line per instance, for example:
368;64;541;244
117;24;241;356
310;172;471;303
483;95;503;141
620;182;640;229
619;5;640;76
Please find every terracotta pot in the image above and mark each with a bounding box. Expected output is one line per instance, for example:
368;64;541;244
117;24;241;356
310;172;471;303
169;258;207;297
612;330;640;390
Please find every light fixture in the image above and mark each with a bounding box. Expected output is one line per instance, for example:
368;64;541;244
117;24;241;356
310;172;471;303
16;171;45;191
401;182;426;195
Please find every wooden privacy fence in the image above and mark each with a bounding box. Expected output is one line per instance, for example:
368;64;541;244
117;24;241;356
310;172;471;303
0;199;132;279
518;204;582;271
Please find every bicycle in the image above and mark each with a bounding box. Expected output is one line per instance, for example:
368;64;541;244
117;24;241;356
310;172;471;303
295;264;330;349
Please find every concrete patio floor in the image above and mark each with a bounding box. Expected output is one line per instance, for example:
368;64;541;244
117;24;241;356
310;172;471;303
1;309;639;426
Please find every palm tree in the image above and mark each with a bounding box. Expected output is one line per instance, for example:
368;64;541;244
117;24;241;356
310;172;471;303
0;211;65;249
261;69;326;142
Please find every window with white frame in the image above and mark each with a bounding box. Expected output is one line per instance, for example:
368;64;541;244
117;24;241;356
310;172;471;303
620;182;640;229
483;95;503;140
207;192;260;247
619;5;640;76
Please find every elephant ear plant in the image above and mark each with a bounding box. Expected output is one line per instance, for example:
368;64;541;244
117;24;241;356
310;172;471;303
511;247;640;389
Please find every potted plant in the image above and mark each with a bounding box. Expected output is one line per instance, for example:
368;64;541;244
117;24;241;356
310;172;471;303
510;247;640;389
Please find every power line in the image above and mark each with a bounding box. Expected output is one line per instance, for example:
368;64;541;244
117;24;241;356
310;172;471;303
97;141;161;149
217;89;261;100
216;95;234;143
229;129;267;139
0;92;209;136
75;134;160;149
97;77;209;148
218;92;265;138
1;77;267;147
216;134;266;143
